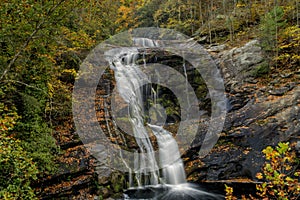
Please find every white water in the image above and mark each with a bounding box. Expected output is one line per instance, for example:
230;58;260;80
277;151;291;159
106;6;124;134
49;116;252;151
147;124;186;185
105;38;186;186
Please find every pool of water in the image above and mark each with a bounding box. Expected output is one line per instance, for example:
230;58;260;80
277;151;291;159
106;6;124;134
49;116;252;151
124;183;224;200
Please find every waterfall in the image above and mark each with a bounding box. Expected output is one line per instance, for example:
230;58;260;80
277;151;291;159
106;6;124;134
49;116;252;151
105;37;186;186
147;124;186;185
73;28;226;199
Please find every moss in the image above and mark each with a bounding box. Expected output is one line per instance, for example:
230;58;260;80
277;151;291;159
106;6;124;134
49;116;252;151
111;172;125;193
196;85;208;99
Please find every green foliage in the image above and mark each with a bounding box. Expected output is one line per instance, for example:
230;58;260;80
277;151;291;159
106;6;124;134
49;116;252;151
0;100;19;133
16;120;59;174
135;0;161;27
252;61;270;77
225;142;300;200
0;0;96;196
0;0;139;196
259;6;286;54
10;88;59;174
256;142;300;200
0;0;105;176
0;135;39;200
111;173;125;194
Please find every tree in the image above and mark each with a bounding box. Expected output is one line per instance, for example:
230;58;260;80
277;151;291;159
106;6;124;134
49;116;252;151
153;0;202;35
259;6;286;59
135;0;162;27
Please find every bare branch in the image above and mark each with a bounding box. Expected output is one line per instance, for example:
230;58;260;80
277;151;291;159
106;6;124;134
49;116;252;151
3;80;48;94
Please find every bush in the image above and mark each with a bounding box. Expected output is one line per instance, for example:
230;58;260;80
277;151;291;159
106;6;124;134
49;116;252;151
0;135;39;199
14;92;59;174
225;142;300;200
252;61;270;77
256;142;300;200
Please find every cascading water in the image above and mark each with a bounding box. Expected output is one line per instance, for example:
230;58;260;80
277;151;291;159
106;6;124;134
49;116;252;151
111;55;160;186
147;124;186;185
105;37;223;199
106;38;186;186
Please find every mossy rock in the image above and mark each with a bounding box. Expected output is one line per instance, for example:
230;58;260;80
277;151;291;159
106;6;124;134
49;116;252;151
111;171;126;193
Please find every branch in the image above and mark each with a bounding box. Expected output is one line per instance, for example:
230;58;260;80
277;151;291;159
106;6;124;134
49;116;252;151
3;80;48;95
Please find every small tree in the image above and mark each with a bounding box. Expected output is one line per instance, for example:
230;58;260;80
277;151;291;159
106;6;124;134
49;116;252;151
256;142;300;200
259;6;286;60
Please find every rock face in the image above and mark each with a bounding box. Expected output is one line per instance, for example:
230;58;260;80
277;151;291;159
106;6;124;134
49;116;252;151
186;40;300;183
218;40;264;85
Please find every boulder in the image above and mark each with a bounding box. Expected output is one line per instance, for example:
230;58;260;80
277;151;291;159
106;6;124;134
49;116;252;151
218;40;264;87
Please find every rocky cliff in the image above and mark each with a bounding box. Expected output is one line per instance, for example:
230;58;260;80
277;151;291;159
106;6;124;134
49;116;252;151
186;39;299;185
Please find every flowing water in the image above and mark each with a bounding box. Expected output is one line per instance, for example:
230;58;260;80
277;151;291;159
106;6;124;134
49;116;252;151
105;37;223;199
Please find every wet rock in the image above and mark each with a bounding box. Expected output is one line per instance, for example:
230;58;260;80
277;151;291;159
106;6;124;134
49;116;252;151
189;83;300;183
218;163;253;180
280;72;293;78
47;38;299;200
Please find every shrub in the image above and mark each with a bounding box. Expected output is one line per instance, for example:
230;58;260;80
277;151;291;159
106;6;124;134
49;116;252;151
0;135;39;199
252;61;270;77
225;142;300;199
256;142;300;200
